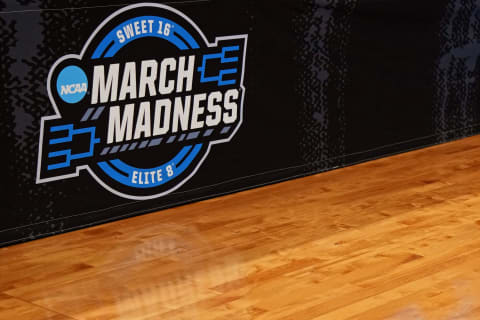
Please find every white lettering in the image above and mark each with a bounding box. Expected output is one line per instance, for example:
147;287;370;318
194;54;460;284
92;64;119;104
223;89;239;124
107;104;134;144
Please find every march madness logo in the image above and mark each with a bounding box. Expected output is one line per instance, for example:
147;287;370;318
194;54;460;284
36;3;248;200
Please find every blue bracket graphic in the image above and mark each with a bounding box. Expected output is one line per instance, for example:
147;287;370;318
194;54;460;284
198;46;240;86
47;124;100;171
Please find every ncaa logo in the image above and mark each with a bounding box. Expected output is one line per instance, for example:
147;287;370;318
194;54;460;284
37;3;248;200
56;66;88;104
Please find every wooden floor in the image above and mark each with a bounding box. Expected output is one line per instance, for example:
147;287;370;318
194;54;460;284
3;136;480;320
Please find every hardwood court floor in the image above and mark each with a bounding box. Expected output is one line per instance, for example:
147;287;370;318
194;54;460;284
3;136;480;320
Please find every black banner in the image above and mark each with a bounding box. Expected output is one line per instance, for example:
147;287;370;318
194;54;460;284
1;0;479;246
